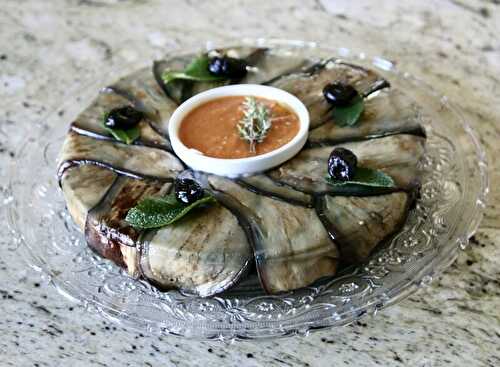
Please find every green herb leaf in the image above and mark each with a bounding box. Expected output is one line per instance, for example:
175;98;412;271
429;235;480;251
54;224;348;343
125;193;216;229
102;113;141;145
332;95;365;127
104;125;140;145
325;167;395;193
162;54;226;84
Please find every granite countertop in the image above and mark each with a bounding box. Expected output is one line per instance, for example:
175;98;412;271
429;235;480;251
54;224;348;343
0;0;499;366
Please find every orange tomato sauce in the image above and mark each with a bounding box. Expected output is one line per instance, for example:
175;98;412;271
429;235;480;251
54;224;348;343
178;96;300;159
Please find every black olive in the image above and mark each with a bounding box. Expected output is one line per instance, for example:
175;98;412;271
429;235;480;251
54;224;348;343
208;56;248;79
328;148;358;181
174;178;204;205
104;106;143;130
323;82;359;107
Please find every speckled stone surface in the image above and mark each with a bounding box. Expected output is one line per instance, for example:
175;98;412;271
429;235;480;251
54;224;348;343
0;1;499;366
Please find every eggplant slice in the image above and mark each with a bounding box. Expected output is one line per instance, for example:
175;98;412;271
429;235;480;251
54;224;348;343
84;176;171;274
106;66;177;138
70;88;171;149
308;88;426;145
270;59;389;128
85;176;172;271
208;176;339;294
242;48;315;85
59;132;183;273
153;46;313;104
139;202;252;297
153;47;260;105
268;134;425;195
237;174;313;207
316;192;411;264
57;131;183;181
60;164;117;230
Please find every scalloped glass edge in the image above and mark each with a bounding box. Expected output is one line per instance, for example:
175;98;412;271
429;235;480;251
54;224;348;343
3;38;489;341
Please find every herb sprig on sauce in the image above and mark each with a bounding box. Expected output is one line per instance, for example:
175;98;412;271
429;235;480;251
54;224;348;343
237;97;272;153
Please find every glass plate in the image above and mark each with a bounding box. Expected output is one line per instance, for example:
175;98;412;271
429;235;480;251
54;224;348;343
5;40;488;341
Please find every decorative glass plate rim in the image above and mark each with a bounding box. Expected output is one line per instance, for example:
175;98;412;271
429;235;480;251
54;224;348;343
4;39;489;341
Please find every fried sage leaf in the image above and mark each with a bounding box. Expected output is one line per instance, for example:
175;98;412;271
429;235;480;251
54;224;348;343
162;54;226;84
102;113;141;145
327;167;395;187
325;167;395;195
103;125;140;145
331;95;365;127
125;193;216;229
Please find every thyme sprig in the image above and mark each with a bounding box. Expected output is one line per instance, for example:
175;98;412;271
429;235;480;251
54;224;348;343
237;97;272;153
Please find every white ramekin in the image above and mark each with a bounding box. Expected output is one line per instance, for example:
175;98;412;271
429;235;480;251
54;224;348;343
168;84;310;177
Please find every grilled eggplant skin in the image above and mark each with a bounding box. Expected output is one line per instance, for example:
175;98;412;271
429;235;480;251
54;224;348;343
57;131;183;182
85;176;172;267
60;164;117;231
208;176;339;294
139;202;253;297
236;174;313;207
316;192;412;264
